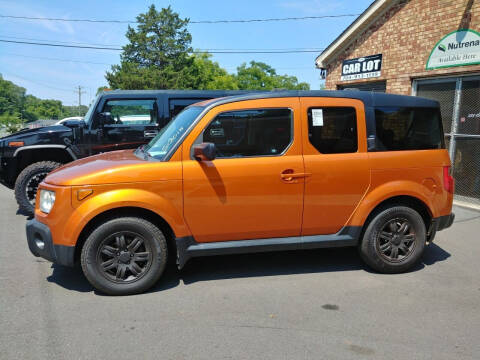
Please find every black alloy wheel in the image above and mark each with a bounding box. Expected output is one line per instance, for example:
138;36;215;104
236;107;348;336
25;171;49;206
376;218;416;263
81;217;167;295
97;231;152;283
359;206;426;274
14;161;62;216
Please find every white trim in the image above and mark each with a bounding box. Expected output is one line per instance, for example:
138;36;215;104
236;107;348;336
13;145;77;160
315;0;397;69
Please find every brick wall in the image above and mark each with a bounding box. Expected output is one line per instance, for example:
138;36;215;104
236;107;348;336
324;0;480;94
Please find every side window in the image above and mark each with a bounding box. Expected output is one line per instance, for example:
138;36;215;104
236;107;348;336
199;108;292;158
307;107;358;154
374;107;444;151
98;99;157;127
169;98;208;119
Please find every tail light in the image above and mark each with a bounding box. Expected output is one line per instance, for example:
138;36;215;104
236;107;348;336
443;166;454;194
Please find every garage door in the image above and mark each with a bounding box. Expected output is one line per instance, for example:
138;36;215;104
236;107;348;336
416;76;480;207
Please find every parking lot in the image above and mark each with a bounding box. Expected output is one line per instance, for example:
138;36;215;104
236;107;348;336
0;185;479;360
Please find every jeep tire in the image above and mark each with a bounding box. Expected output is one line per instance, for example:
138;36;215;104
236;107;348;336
14;161;62;216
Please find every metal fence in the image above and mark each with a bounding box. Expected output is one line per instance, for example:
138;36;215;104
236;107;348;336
414;75;480;207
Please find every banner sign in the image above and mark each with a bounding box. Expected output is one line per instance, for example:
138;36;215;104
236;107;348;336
427;29;480;70
341;54;382;81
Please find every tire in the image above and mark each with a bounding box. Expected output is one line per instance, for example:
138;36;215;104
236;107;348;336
14;161;62;216
359;206;426;274
81;217;168;295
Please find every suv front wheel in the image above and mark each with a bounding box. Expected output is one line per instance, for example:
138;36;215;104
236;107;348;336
359;206;426;273
14;161;62;216
81;217;168;295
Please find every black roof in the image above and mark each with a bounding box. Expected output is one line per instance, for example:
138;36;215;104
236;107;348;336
203;90;439;108
101;89;255;98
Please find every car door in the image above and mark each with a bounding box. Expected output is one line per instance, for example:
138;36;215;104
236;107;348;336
300;97;370;235
182;98;305;243
89;98;160;154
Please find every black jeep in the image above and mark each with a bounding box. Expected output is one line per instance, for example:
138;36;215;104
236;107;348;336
0;90;249;215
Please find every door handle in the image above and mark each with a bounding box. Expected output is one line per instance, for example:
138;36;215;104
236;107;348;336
144;130;158;138
280;169;311;183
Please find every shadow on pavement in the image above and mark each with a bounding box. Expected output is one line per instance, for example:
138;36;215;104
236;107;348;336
45;242;451;295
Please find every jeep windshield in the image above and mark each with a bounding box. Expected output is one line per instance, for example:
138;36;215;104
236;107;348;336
84;94;101;126
143;106;204;160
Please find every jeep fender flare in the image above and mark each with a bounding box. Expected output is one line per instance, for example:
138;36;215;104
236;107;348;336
347;180;436;228
61;188;189;247
13;145;77;160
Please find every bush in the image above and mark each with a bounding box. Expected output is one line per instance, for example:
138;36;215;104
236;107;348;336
0;113;25;134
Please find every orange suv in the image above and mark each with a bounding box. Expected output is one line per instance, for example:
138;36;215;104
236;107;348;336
26;91;454;295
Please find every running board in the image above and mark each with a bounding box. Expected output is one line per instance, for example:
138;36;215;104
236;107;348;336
176;226;361;269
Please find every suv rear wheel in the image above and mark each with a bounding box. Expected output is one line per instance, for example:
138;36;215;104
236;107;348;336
81;217;168;295
359;206;426;273
14;161;62;216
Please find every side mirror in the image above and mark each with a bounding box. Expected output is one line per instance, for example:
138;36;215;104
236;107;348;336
193;142;216;161
63;119;86;129
97;112;112;126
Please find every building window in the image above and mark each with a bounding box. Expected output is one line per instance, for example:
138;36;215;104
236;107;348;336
337;81;386;93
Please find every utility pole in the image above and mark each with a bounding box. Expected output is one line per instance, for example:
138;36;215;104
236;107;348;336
76;86;86;116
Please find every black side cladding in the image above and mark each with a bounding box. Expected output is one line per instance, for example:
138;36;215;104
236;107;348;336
175;226;362;269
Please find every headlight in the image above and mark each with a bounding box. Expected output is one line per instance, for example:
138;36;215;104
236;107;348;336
39;190;56;213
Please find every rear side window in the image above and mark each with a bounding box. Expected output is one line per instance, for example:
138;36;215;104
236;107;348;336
307;107;358;154
169;98;208;119
200;108;292;158
374;107;444;151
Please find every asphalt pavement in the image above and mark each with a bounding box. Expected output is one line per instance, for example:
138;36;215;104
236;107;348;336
0;185;479;360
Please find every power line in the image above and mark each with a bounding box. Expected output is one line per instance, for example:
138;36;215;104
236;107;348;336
0;39;324;53
1;52;112;65
0;34;123;47
0;39;122;50
0;35;324;51
3;73;74;93
0;13;360;24
1;52;314;70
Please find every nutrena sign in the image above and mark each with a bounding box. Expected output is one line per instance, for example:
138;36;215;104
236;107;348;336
427;29;480;70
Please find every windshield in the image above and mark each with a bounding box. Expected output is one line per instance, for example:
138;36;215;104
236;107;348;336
144;106;204;160
84;95;100;126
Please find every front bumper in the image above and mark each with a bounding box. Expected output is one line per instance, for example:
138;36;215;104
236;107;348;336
26;219;75;267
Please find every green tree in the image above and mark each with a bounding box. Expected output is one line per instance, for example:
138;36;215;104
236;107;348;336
0;74;26;117
106;5;194;89
24;96;64;120
96;86;110;95
185;53;238;90
0;113;25;134
235;61;310;90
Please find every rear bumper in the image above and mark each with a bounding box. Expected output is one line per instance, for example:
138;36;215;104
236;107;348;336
436;213;455;231
428;213;455;242
26;219;75;267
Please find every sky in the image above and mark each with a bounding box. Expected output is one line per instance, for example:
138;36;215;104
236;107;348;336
0;0;373;107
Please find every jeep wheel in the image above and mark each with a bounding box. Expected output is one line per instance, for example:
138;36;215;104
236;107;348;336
81;217;168;295
359;206;426;273
14;161;62;216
